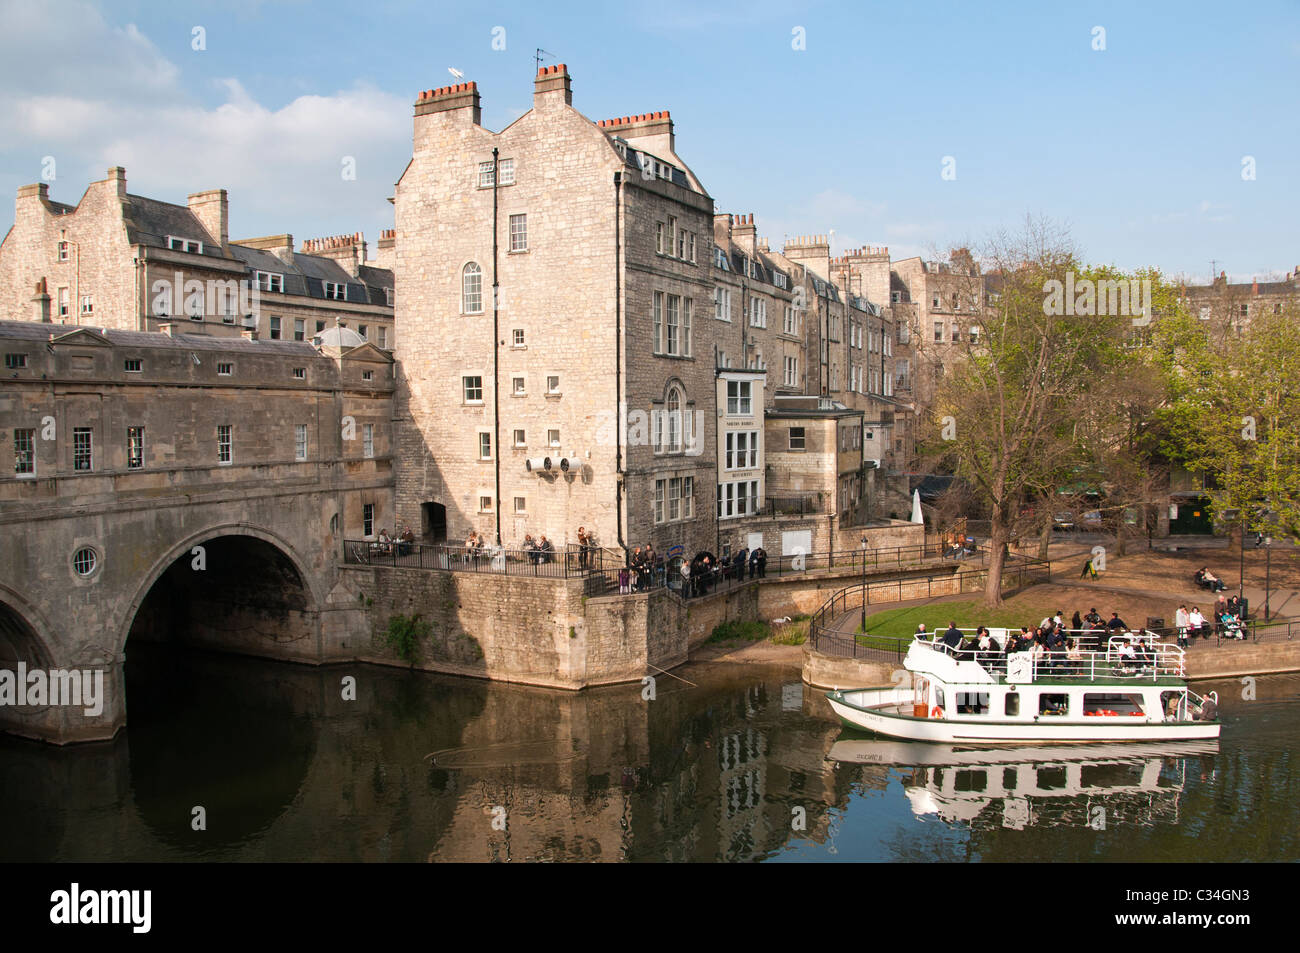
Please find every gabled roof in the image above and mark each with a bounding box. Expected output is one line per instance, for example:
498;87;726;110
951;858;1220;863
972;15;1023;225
49;327;112;347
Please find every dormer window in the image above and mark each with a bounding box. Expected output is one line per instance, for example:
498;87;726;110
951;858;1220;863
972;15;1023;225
324;281;347;301
256;271;284;293
167;236;204;254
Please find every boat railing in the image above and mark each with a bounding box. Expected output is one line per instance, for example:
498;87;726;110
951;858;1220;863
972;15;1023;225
913;632;1187;681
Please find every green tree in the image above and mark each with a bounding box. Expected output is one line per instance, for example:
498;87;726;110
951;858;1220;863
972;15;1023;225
1153;301;1300;540
919;220;1136;605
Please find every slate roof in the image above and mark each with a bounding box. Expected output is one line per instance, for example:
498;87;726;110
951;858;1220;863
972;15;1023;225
0;320;321;356
122;194;226;259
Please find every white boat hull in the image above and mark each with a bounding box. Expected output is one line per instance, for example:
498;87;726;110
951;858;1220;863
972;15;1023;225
826;688;1221;744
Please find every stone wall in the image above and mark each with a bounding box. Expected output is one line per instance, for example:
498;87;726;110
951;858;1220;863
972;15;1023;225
344;564;687;689
801;645;896;690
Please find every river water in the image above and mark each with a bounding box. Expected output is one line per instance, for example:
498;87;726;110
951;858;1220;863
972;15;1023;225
1;644;1296;862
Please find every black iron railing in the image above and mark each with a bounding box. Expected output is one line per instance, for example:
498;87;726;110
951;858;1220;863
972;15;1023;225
343;540;607;578
807;559;1053;660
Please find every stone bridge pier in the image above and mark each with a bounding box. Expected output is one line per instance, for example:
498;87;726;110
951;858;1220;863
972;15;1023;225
0;493;372;744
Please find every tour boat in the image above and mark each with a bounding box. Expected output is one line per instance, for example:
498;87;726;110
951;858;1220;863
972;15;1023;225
825;633;1220;743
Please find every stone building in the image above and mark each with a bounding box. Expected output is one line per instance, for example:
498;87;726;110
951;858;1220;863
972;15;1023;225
1177;268;1300;329
394;67;720;562
0;168;395;348
0;318;392;740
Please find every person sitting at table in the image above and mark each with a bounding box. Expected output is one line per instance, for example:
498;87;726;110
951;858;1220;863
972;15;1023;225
377;529;393;553
399;525;415;555
538;535;555;563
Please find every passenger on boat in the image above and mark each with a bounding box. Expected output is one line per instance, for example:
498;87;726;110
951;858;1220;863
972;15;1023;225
1071;610;1083;631
941;622;963;652
1107;612;1128;632
1066;638;1083;674
1195;693;1218;721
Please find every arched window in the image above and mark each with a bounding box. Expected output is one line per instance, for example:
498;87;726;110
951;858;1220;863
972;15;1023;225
462;263;483;314
666;386;682;453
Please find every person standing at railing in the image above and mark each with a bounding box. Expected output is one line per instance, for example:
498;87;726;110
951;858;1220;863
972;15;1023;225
754;547;767;578
680;558;692;598
1175;605;1191;648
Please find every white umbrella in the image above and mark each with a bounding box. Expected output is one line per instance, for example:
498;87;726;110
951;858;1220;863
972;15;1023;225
910;489;924;524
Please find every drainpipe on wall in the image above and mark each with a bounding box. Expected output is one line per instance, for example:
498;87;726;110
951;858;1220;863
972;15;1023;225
492;147;502;547
614;171;627;563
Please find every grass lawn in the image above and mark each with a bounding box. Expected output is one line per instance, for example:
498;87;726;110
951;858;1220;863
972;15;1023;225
856;599;1060;646
708;615;811;646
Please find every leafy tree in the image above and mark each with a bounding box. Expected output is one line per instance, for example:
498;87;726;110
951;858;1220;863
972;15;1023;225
1153;301;1300;541
918;220;1137;605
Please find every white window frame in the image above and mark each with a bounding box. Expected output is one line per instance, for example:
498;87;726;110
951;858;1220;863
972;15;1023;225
14;428;35;477
256;271;284;293
127;426;145;470
462;262;483;314
363;423;375;459
217;424;232;465
463;375;484;404
72;427;93;471
726;380;752;416
295;424;308;461
509;213;527;252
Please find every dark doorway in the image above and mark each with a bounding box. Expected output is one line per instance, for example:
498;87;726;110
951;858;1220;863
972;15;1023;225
1170;496;1214;535
422;502;447;543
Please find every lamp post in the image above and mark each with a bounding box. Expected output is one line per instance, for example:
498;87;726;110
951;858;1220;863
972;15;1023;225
1239;518;1245;604
860;535;868;633
1265;536;1273;621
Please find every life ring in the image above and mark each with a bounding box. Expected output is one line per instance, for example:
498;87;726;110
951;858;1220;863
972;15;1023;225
931;706;944;719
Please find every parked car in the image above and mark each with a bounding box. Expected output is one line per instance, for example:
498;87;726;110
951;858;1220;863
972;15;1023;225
1053;511;1076;531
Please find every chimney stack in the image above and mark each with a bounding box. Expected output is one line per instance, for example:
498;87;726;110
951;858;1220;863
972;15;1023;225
187;189;229;250
414;81;481;125
534;64;572;109
106;166;127;198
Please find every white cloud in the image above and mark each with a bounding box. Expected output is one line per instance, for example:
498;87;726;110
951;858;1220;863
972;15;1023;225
0;0;407;242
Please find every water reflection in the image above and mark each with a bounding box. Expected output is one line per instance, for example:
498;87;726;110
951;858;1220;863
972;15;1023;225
827;738;1217;830
0;650;1296;862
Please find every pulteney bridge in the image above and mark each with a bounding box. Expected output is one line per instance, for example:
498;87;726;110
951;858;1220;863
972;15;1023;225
0;321;394;743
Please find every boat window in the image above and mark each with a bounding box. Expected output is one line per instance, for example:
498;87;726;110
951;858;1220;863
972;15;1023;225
956;691;990;715
1003;767;1018;791
953;769;987;793
1005;692;1020;716
934;688;945;710
1038;693;1069;716
1083;692;1144;716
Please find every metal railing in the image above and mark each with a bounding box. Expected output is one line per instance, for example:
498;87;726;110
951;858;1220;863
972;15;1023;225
807;559;1054;660
915;633;1187;681
580;541;982;599
343;540;608;578
765;495;822;516
1143;617;1298;648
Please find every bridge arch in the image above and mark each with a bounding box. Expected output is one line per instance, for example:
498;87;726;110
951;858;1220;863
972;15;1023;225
0;583;57;670
120;524;325;662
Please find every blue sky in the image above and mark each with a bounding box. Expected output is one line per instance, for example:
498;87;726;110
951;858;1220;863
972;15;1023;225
2;0;1297;282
